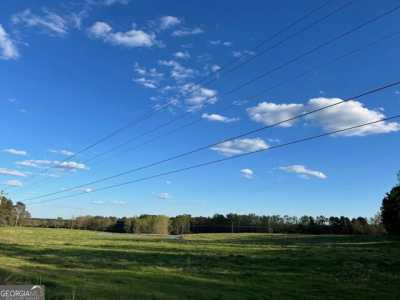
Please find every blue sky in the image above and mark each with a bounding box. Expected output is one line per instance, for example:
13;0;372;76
1;0;400;219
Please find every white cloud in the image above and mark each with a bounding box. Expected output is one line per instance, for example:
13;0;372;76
202;113;238;123
180;83;218;110
133;63;163;88
159;16;181;30
57;161;87;170
247;97;399;136
172;27;203;37
88;21;112;37
49;149;75;156
174;51;190;59
210;64;221;72
0;24;19;60
159;60;195;81
209;40;232;47
157;192;171;200
88;21;157;48
211;138;269;157
2;179;23;187
16;160;87;170
12;9;69;36
247;102;304;128
279;165;327;179
305;97;400;136
134;63;163;78
240;168;254;179
0;168;27;177
133;77;157;89
232;50;255;58
3;148;27;156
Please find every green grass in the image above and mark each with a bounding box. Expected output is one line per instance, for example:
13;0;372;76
0;227;399;299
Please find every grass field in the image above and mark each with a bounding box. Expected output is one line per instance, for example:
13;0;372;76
0;227;399;299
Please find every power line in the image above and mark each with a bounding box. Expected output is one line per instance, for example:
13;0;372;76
9;1;336;192
20;3;400;198
3;99;174;190
200;0;354;88
74;1;355;166
23;79;400;202
85;30;400;169
28;113;400;206
21;3;400;199
62;3;400;167
193;0;333;87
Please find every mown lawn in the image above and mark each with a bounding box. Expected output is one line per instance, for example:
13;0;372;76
0;227;399;299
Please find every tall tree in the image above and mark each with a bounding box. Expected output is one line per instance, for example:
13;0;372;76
381;185;400;235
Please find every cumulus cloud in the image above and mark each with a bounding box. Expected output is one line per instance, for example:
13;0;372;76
240;168;254;179
134;63;163;77
159;59;195;81
16;160;87;170
211;138;269;156
2;179;23;187
180;83;218;110
0;24;19;60
159;16;181;30
202;113;238;123
3;148;27;156
305;97;400;136
88;21;157;48
247;102;304;127
172;27;203;37
133;62;163;89
49;149;74;156
247;97;400;136
174;51;190;59
279;165;327;179
0;168;27;177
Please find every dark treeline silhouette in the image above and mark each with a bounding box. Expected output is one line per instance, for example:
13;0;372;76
24;213;385;235
381;174;400;234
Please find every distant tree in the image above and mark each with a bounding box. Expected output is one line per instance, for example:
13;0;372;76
14;202;29;226
0;192;15;226
170;215;191;234
381;185;400;234
226;213;240;233
351;217;370;234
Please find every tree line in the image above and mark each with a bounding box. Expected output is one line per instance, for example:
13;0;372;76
1;174;399;235
24;213;385;235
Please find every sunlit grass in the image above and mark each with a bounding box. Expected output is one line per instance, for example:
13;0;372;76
0;227;399;299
